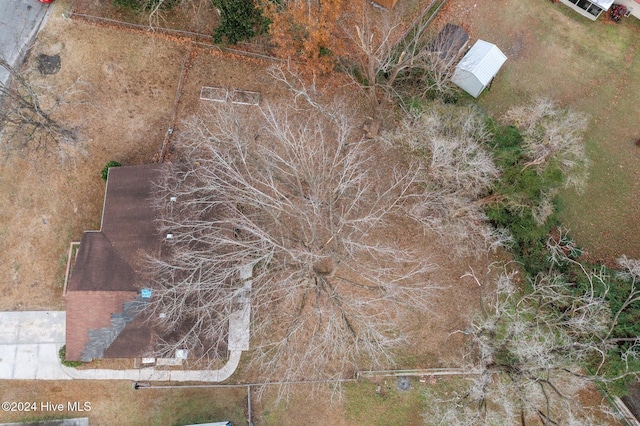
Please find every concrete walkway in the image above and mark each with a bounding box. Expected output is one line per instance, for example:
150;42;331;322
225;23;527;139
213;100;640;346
0;0;53;86
0;311;245;382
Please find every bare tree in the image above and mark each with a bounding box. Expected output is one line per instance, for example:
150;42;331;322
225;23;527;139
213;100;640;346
424;249;640;425
146;92;437;385
503;98;590;191
122;0;210;27
380;101;510;257
350;7;466;111
0;56;84;161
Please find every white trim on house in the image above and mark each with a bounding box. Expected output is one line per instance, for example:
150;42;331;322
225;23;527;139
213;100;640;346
559;0;613;20
593;0;615;8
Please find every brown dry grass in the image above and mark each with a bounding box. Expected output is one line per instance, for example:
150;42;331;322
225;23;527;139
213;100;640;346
0;2;187;311
0;380;249;425
3;0;607;423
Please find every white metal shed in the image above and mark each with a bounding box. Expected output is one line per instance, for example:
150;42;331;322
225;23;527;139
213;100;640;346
451;40;507;98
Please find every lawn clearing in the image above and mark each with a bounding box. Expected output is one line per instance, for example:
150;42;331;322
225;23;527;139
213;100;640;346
252;375;622;426
0;381;248;425
438;0;640;262
251;379;427;426
0;1;187;311
343;379;426;426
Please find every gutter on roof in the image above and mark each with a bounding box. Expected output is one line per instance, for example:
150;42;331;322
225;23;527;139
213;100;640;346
99;169;111;232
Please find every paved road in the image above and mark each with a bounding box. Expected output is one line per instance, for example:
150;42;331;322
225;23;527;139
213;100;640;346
0;0;53;86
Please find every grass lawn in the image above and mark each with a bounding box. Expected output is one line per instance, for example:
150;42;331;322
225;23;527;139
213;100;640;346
252;378;449;426
444;0;640;262
0;381;248;425
252;375;623;425
343;379;427;426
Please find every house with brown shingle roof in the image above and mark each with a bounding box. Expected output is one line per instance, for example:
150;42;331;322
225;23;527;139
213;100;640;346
65;164;163;362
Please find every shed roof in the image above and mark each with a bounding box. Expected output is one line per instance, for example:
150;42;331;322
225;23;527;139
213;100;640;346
451;39;507;98
456;40;507;87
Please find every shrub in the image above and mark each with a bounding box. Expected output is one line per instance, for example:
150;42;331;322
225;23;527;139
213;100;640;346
485;121;563;276
58;345;83;368
212;0;269;45
101;160;121;181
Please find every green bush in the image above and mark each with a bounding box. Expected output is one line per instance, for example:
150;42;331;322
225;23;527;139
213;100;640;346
101;160;121;181
563;261;640;394
484;120;638;394
58;345;83;368
483;121;567;276
212;0;269;45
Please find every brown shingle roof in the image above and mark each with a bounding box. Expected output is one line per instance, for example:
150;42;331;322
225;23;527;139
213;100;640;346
67;232;136;292
65;164;164;361
103;314;154;359
65;290;137;361
101;165;163;268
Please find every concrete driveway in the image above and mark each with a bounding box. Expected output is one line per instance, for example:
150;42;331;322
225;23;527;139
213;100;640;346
0;311;70;380
0;310;246;382
0;0;53;86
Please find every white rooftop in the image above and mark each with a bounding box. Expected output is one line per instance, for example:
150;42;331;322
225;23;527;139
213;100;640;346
592;0;615;10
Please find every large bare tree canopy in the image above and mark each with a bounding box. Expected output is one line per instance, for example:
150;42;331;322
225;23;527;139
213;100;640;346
503;98;589;191
382;102;508;258
147;95;437;383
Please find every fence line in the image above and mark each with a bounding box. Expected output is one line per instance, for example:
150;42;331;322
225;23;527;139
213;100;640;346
67;12;213;40
158;45;191;162
65;12;281;63
357;367;473;378
135;377;357;390
134;369;640;423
